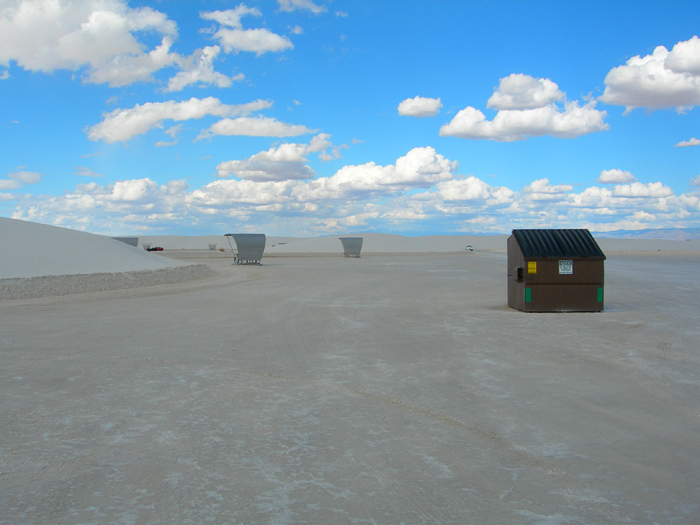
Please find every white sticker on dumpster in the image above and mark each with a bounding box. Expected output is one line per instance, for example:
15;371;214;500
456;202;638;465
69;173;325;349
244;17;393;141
559;260;573;274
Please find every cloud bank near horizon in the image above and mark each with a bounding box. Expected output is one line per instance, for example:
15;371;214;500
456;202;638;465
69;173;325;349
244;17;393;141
7;145;699;236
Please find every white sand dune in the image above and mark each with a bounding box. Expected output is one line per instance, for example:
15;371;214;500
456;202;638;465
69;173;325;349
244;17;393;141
144;231;700;255
3;218;699;282
0;217;188;279
139;232;508;254
139;234;302;251
266;232;506;254
138;232;501;255
597;237;700;253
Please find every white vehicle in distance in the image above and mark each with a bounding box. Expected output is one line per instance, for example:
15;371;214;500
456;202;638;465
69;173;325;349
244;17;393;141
466;245;473;251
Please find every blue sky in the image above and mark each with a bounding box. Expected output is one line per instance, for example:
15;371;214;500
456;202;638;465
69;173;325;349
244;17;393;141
1;0;699;236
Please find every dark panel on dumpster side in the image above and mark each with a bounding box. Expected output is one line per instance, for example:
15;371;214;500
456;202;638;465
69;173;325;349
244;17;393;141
524;284;604;312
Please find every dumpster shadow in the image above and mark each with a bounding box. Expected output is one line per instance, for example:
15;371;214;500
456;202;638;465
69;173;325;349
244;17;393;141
485;304;519;313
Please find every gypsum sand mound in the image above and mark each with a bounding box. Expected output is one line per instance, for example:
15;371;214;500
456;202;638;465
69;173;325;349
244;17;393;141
0;263;217;301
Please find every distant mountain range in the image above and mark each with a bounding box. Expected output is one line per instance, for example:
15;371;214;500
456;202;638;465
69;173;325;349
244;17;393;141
593;228;700;240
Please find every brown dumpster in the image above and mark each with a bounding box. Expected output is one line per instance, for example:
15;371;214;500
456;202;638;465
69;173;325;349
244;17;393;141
507;229;606;312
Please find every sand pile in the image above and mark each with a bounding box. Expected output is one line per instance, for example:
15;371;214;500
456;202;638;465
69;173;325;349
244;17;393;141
0;218;215;299
0;217;192;279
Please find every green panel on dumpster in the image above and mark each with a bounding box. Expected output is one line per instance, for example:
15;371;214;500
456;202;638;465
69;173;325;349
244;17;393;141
525;288;531;302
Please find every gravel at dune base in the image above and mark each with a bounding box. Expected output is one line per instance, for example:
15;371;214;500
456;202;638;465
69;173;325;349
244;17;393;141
0;264;217;301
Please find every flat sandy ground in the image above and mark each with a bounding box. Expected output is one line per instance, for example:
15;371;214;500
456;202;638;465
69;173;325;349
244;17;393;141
2;251;699;524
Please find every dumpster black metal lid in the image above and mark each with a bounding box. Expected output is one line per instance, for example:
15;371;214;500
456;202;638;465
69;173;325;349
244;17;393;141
512;229;606;259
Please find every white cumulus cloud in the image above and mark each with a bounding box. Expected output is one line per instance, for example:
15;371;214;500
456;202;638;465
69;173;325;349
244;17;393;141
612;182;674;198
277;0;327;14
598;169;637;184
214;134;337;181
197;116;314;140
216;159;314;182
0;0;180;87
201;6;261;28
202;8;293;56
75;167;104;178
440;74;607;141
110;178;159;202
293;147;457;201
11;170;41;185
85;37;179;87
0;170;41;190
486;74;564;110
165;46;244;92
665;35;700;75
398;96;442;117
213;28;293;56
382;206;428;221
675;137;700;147
690;175;700;187
87;97;273;143
523;178;575;201
10;177;192;230
436;177;515;205
0;179;22;191
193;146;458;208
440;100;608;141
599;36;700;113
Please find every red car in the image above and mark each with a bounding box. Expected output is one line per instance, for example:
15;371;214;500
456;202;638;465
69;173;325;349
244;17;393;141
147;246;164;251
